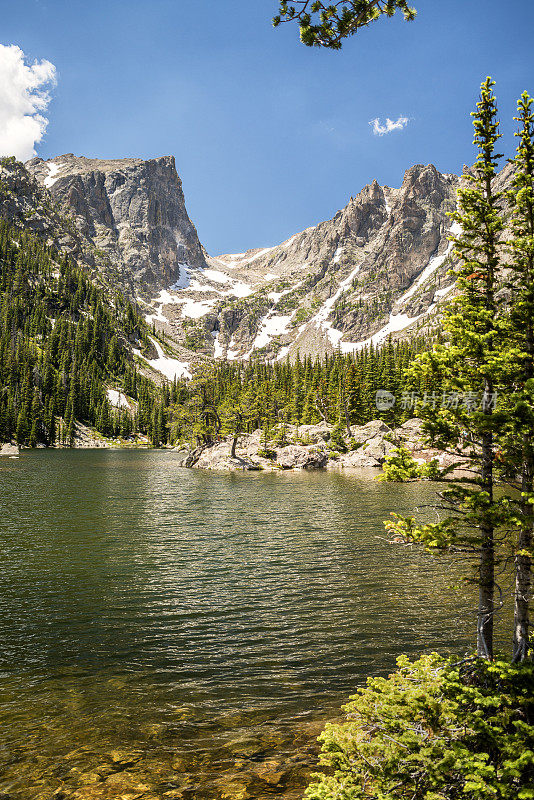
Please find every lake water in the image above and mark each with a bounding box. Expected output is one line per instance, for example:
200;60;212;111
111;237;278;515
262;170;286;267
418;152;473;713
0;450;474;799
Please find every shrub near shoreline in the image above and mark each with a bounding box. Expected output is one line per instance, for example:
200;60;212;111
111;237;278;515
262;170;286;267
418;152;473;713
305;654;534;800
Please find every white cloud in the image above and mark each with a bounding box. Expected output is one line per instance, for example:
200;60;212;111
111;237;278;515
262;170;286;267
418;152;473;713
370;115;409;136
0;44;57;161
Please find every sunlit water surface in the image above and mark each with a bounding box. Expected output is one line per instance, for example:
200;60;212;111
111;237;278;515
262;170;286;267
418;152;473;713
0;451;475;799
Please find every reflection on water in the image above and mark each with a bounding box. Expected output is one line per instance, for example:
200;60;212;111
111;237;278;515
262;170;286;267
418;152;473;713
0;451;473;799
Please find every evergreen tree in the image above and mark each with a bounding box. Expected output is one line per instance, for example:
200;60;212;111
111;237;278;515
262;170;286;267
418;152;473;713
504;92;534;662
385;79;507;660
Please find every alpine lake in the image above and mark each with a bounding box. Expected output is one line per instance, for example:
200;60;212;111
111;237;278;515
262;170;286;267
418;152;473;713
0;450;476;800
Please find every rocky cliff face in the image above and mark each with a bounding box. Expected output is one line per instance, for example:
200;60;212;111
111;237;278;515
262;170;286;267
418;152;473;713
27;154;206;296
11;153;465;367
142;163;462;363
5;150;514;376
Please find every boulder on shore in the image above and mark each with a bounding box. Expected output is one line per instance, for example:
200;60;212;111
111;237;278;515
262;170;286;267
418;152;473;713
393;418;425;451
339;450;381;468
0;443;19;456
335;428;395;468
276;445;328;470
194;443;260;471
173;447;203;467
360;435;396;463
350;420;393;445
292;423;331;444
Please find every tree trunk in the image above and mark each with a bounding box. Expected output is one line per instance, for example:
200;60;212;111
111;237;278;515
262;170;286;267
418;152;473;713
231;435;238;459
343;392;351;438
476;167;497;661
339;374;351;437
478;381;494;661
513;304;533;661
513;443;533;661
513;174;534;661
478;524;494;660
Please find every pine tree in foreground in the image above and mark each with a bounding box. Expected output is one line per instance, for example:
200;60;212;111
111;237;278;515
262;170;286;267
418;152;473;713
304;653;534;800
504;92;534;662
385;78;508;660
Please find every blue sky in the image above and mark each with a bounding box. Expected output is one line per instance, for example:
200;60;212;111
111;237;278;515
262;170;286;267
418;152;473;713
2;0;534;254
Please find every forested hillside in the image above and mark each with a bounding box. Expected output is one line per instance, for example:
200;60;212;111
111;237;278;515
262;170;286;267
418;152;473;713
0;153;439;450
0;221;162;445
164;337;436;448
1;203;437;450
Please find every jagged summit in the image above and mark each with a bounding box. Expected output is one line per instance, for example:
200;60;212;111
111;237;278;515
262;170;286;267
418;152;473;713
20;153;467;368
138;163;461;364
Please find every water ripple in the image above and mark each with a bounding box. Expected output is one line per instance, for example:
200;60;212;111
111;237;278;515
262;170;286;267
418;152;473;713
0;450;474;798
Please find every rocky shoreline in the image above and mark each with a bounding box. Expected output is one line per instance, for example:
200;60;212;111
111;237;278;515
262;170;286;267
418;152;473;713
0;442;20;456
1;418;458;472
171;418;456;473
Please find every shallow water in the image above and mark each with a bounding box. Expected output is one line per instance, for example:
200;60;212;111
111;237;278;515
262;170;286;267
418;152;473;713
0;451;474;799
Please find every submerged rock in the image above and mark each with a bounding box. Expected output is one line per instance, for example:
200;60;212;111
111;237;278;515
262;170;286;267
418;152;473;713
216;780;253;800
225;737;266;758
107;750;142;768
251;759;290;786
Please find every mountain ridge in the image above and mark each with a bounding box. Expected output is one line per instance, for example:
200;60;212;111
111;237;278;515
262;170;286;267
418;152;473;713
25;153;477;373
142;162;461;365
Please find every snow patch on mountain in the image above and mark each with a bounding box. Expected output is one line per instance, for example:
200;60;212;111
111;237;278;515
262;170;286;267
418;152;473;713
311;264;361;345
202;269;232;284
213;331;224;359
333;246;343;264
181;299;214;319
107;389;130;409
43;161;61;188
146;307;169;325
172;265;192;290
250;313;293;352
398;221;460;305
136;338;191;380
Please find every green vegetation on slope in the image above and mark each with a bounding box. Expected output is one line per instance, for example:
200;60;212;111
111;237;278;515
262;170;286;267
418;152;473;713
157;337;439;448
0;220;164;446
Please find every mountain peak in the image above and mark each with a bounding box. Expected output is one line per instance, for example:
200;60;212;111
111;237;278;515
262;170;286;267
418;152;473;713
28;153;206;295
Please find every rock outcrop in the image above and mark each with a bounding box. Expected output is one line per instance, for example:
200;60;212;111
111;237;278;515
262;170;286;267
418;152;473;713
276;445;328;470
27;154;206;296
193;443;261;471
174;436;329;472
343;436;396;468
0;443;19;456
171;419;432;472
